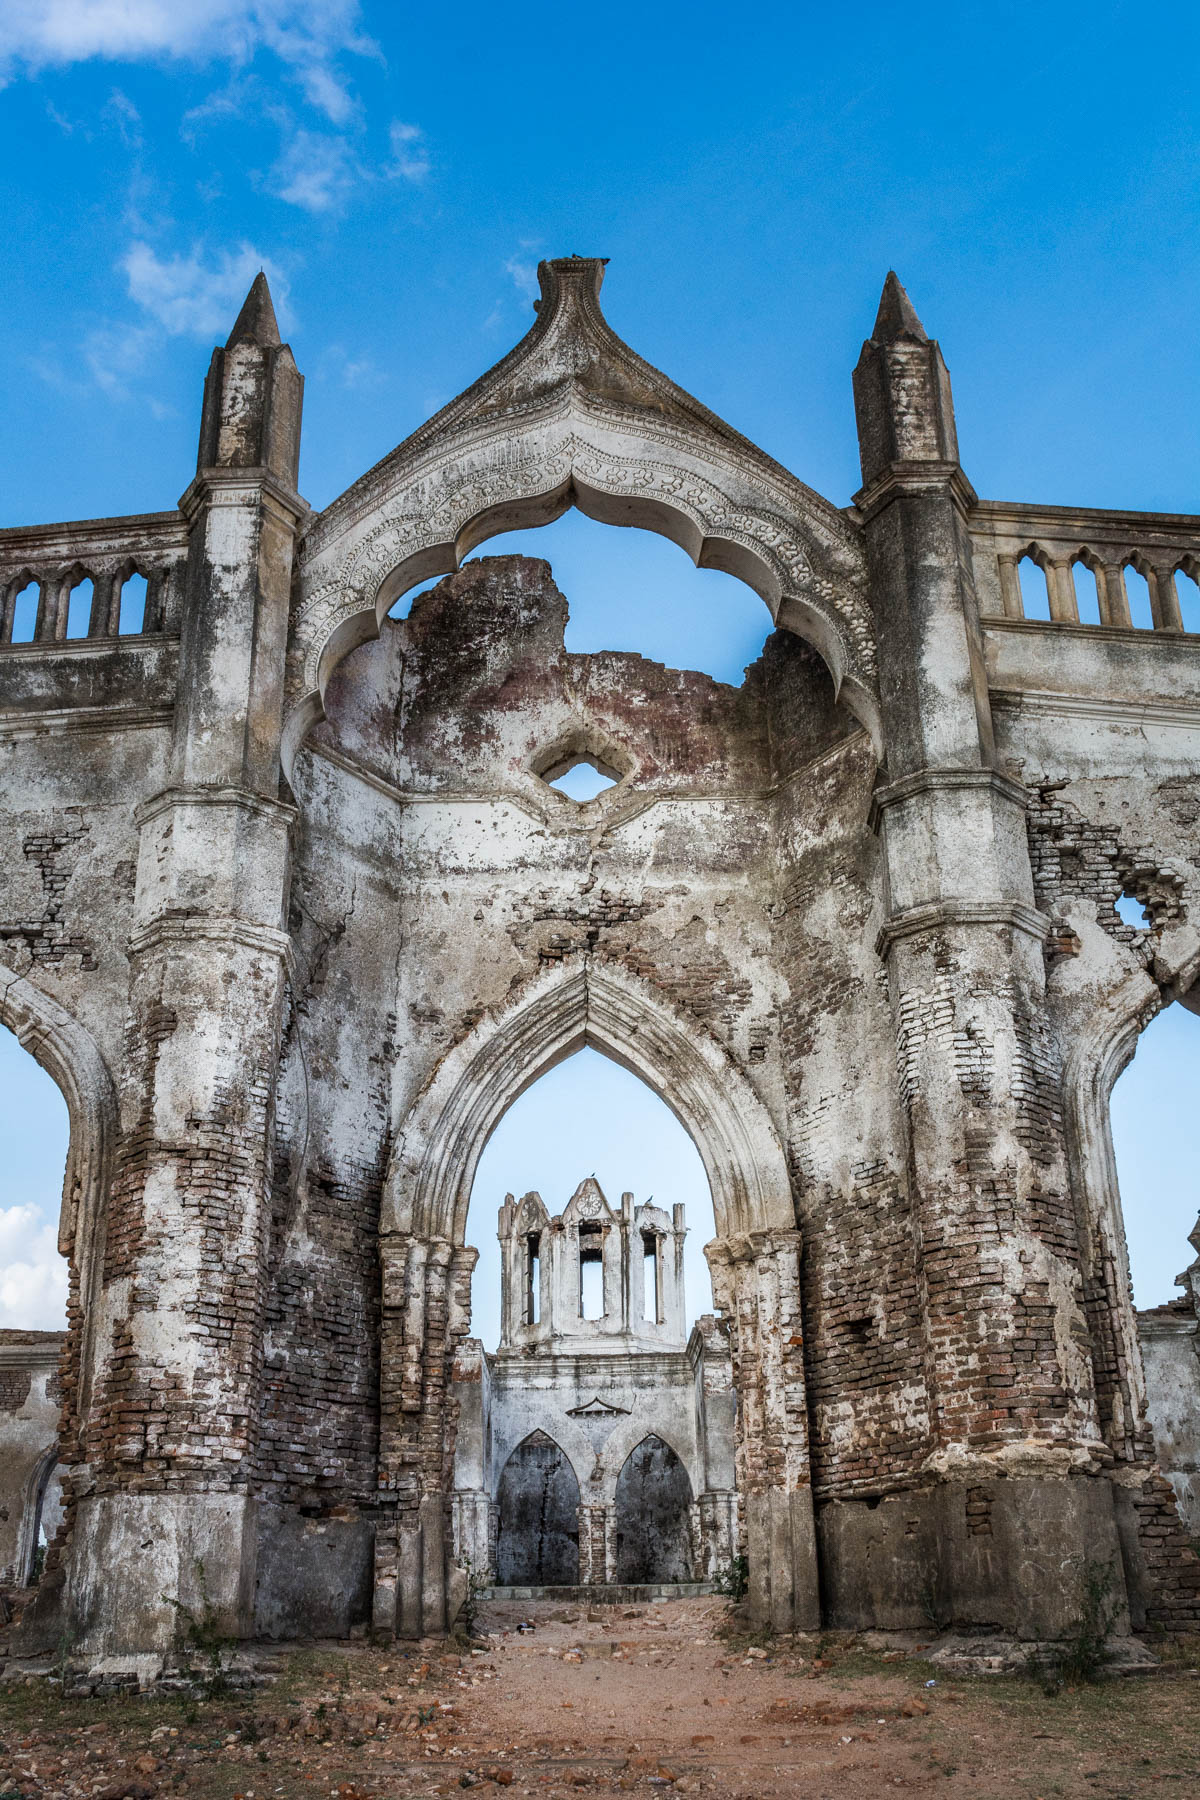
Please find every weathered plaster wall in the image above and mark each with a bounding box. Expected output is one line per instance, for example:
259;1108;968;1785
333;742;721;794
1139;1307;1200;1534
0;1333;66;1588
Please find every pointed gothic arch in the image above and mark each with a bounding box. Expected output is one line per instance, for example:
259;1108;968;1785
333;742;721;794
0;964;115;1330
1062;944;1200;1462
381;960;794;1248
282;258;880;775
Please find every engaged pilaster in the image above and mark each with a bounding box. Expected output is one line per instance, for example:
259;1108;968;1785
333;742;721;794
706;1228;816;1630
70;276;306;1657
853;275;1116;1634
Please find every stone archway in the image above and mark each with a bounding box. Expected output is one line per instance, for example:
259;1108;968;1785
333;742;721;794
495;1432;582;1587
373;959;817;1637
0;965;117;1645
1063;956;1200;1463
281;257;880;775
0;962;116;1332
613;1435;694;1584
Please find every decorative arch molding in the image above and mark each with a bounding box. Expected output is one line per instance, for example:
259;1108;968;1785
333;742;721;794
596;1421;700;1506
490;1419;596;1503
283;258;880;775
382;959;794;1247
0;963;116;1398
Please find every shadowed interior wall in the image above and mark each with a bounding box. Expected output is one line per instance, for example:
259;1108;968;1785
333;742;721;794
614;1435;694;1583
495;1433;581;1586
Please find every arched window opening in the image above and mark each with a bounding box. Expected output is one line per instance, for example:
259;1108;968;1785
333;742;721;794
0;1022;69;1330
465;1046;716;1352
1176;565;1200;634
65;576;93;640
388;509;770;687
119;570;148;635
1110;1003;1199;1310
642;1231;661;1323
1017;555;1051;622
1072;560;1102;626
10;580;40;644
1124;564;1154;630
613;1435;694;1583
495;1432;580;1587
524;1231;541;1325
578;1222;604;1319
27;1455;65;1586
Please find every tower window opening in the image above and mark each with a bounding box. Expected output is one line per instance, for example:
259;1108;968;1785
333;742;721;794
579;1224;603;1320
525;1231;541;1325
642;1231;661;1323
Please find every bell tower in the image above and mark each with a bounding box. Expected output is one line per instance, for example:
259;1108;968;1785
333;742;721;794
497;1177;687;1352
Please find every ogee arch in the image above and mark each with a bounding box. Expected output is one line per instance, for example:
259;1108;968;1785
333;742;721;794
283;258;880;774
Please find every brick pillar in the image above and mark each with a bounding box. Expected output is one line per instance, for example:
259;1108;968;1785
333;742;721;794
706;1228;817;1630
854;275;1117;1636
376;1235;476;1636
577;1503;610;1585
67;275;306;1656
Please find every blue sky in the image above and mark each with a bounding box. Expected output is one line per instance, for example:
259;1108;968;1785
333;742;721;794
1;1;1198;1331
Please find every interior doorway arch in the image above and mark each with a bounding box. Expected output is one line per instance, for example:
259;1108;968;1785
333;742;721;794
383;960;793;1247
495;1432;581;1587
375;958;817;1637
613;1435;694;1584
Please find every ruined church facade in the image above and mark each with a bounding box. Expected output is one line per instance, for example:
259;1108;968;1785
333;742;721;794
1;258;1199;1657
450;1177;737;1590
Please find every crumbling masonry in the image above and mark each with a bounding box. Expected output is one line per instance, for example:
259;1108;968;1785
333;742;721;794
1;259;1199;1655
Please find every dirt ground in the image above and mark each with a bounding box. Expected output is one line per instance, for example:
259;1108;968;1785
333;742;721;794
3;1597;1199;1800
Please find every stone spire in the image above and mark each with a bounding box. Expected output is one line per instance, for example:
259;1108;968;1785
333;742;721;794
869;270;929;344
176;268;307;791
225;269;282;348
853;271;958;488
195;271;302;487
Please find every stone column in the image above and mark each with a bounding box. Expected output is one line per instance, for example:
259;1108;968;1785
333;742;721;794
853;275;1117;1637
696;1490;737;1578
67;275;306;1657
376;1235;476;1636
706;1228;817;1631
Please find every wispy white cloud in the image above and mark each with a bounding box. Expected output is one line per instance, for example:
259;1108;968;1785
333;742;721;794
121;237;292;338
0;1;374;124
0;1203;67;1332
82;318;156;396
269;128;356;213
387;119;428;183
32;238;289;402
317;344;381;390
504;246;541;303
102;85;142;146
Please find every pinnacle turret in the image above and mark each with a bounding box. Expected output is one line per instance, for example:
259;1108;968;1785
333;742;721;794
226;271;282;349
870;271;929;345
853;269;959;486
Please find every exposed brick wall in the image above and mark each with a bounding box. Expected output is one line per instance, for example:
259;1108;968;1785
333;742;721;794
1129;1472;1200;1630
0;1368;32;1413
0;810;97;971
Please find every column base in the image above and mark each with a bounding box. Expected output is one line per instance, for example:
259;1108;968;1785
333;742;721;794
65;1492;258;1656
818;1475;1130;1638
373;1496;451;1639
745;1487;820;1632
